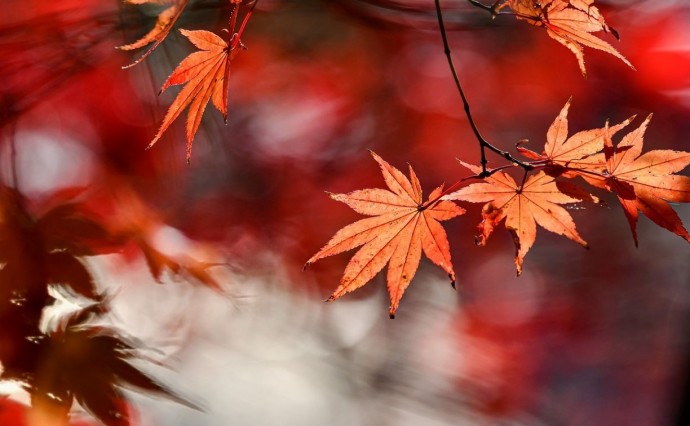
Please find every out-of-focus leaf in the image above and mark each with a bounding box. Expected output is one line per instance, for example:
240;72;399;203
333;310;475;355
45;252;99;300
118;0;190;68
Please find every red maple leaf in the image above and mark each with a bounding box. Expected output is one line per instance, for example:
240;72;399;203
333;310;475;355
305;152;464;317
146;29;242;162
580;116;690;244
445;161;596;275
499;0;634;76
517;98;634;176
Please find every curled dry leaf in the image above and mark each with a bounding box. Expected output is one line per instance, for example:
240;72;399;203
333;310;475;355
445;161;595;275
117;0;190;68
305;152;464;318
499;0;634;76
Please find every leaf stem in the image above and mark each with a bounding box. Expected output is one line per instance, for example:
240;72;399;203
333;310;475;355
420;178;465;211
518;167;529;191
228;2;239;43
434;0;532;177
235;0;259;46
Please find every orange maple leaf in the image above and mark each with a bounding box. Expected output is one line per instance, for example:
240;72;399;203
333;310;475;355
579;116;690;245
305;152;465;318
117;0;190;68
517;98;634;175
499;0;634;76
147;29;241;162
445;161;595;275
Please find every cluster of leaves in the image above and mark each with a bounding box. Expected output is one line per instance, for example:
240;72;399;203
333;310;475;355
306;106;690;316
114;0;689;318
0;184;218;425
305;1;690;316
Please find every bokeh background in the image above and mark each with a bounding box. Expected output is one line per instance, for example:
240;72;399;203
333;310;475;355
2;0;690;425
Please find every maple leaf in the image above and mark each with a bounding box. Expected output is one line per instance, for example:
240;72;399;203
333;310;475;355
578;116;690;245
517;98;635;175
117;0;190;68
147;29;241;162
305;152;465;318
499;0;634;76
445;162;595;275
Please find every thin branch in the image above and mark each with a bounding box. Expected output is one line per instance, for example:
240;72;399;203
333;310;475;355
434;0;532;177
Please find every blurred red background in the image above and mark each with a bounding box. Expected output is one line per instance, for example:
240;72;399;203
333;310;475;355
1;0;690;425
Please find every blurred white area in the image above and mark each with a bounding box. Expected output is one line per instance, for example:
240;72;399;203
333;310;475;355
250;91;345;158
0;127;96;196
75;252;512;426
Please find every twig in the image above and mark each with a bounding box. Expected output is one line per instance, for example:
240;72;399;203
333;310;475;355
466;0;503;16
434;0;532;177
463;163;519;181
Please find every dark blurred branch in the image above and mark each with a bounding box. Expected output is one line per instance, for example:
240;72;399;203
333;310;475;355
330;0;504;30
0;10;120;126
433;0;531;177
9;121;18;192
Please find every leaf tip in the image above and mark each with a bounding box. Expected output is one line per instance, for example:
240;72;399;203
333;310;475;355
610;26;621;41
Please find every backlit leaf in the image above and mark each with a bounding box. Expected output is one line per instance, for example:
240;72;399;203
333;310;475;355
306;152;464;317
